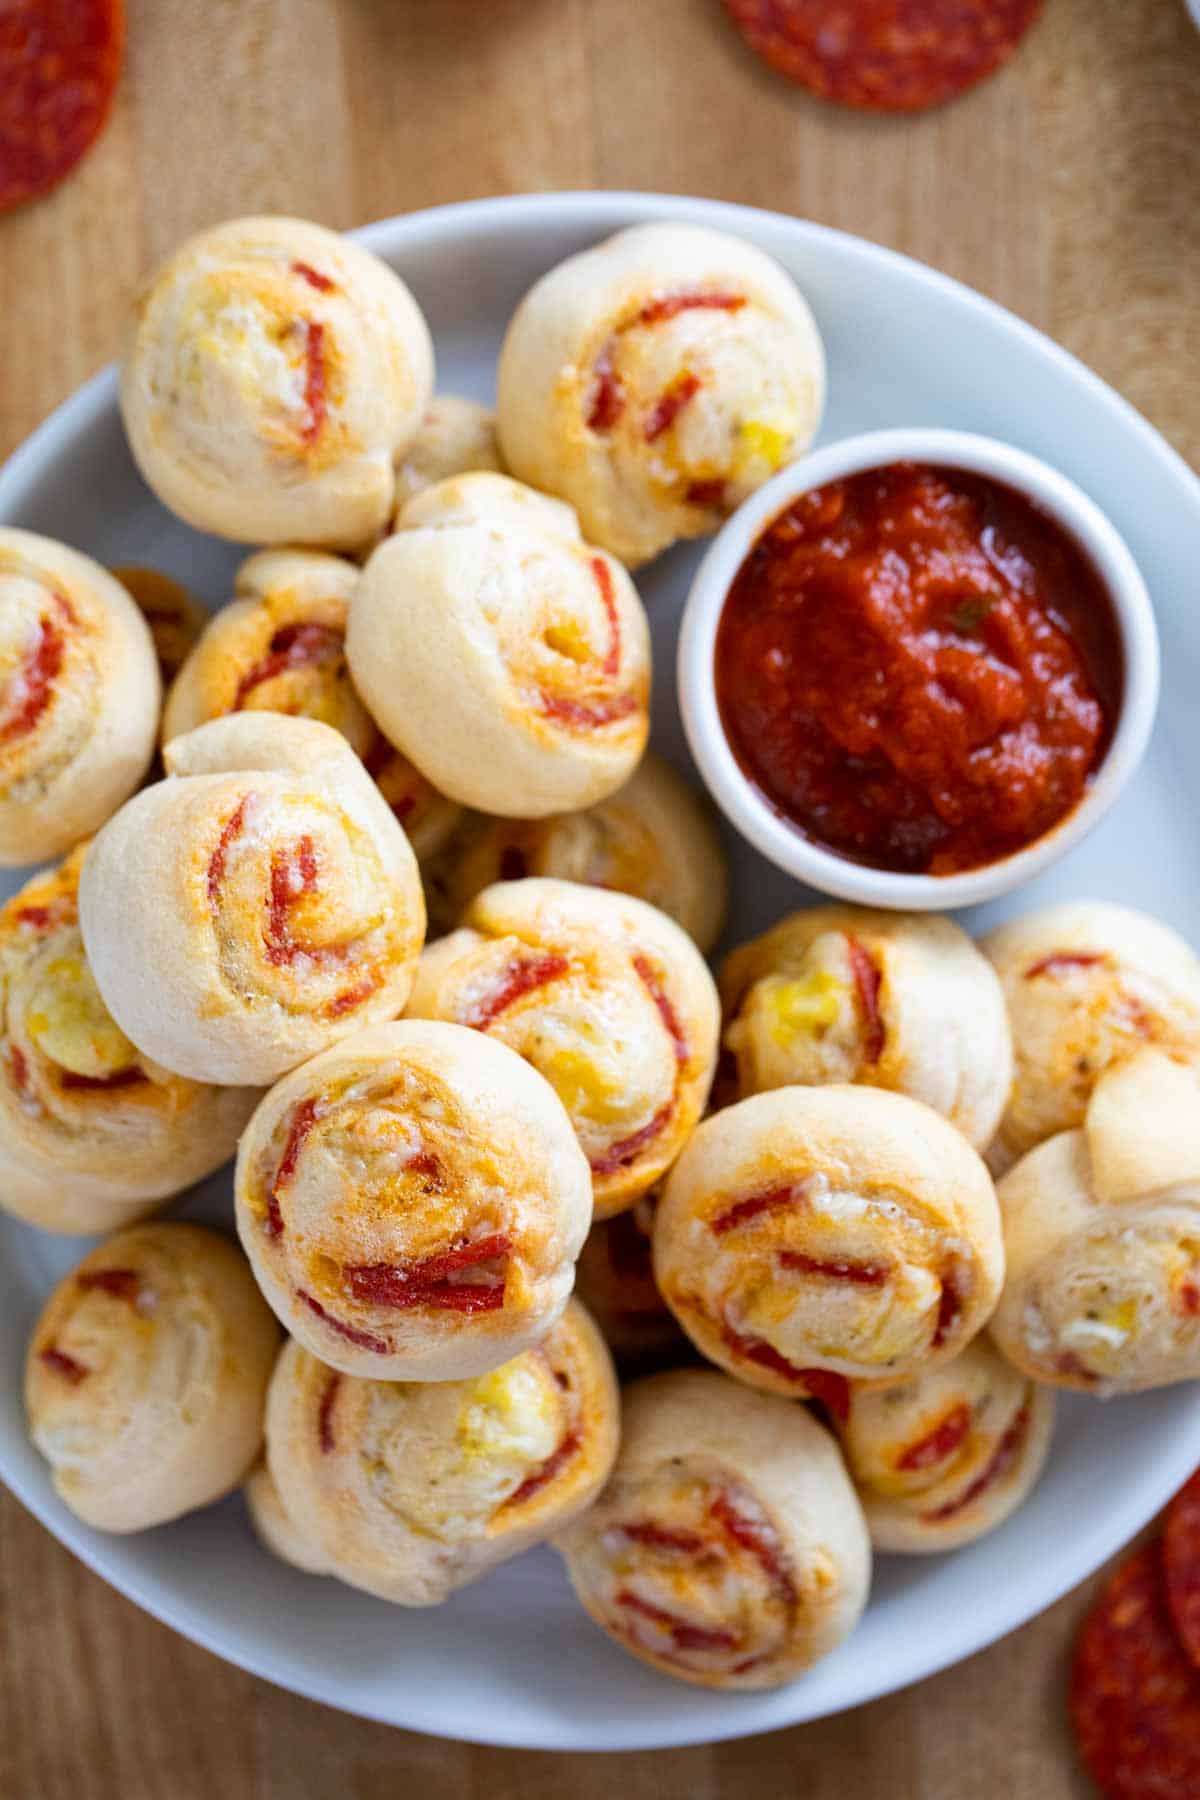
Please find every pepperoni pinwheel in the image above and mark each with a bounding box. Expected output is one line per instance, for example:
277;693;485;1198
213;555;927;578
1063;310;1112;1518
407;878;720;1220
991;1049;1200;1395
235;1019;592;1380
720;906;1011;1150
78;714;425;1086
120;216;434;550
983;900;1200;1173
0;529;159;865
347;474;651;819
653;1086;1004;1411
25;1223;278;1533
497;223;825;567
261;1300;617;1604
555;1369;869;1690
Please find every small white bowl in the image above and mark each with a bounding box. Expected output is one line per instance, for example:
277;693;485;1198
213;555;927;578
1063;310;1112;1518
678;427;1160;911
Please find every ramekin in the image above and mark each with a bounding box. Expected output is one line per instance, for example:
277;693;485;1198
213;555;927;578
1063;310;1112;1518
677;428;1160;912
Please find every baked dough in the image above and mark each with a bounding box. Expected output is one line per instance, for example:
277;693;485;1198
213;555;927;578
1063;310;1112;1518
555;1368;869;1690
393;394;504;511
244;1457;333;1575
837;1338;1055;1552
161;548;462;865
120;215;434;549
0;529;160;864
983;901;1200;1172
346;473;651;817
25;1222;279;1532
572;1193;686;1368
407;878;720;1218
721;907;1011;1149
161;549;369;749
235;1018;592;1379
438;752;729;953
653;1086;1004;1410
111;566;207;684
0;843;257;1233
496;222;826;567
990;1049;1200;1394
78;714;425;1085
263;1299;617;1604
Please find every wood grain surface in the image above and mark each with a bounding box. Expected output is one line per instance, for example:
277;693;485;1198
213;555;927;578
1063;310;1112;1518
2;1;1199;1794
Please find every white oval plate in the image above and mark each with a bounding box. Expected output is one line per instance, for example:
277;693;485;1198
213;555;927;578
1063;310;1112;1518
2;193;1200;1752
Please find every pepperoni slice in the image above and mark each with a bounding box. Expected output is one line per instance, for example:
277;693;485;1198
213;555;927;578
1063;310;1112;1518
1071;1541;1200;1799
1166;1472;1200;1672
723;0;1042;114
0;0;125;213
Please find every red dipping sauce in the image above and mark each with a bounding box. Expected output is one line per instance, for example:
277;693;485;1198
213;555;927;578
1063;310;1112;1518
714;462;1122;876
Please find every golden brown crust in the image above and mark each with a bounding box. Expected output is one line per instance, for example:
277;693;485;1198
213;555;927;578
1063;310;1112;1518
990;1049;1200;1394
25;1223;279;1532
555;1369;869;1690
235;1018;592;1380
437;753;729;953
265;1300;618;1604
654;1086;1004;1404
837;1338;1055;1552
720;906;1011;1149
0;844;258;1232
406;878;720;1219
0;529;160;864
78;714;425;1085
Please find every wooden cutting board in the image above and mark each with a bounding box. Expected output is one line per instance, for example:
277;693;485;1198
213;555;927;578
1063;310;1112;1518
2;1;1198;1793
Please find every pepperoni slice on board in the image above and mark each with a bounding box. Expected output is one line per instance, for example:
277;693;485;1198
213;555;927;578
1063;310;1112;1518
0;0;125;214
1166;1472;1200;1672
722;1;1043;114
1070;1542;1200;1799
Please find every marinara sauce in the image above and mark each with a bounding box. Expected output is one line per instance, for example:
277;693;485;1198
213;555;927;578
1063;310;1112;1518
714;462;1122;875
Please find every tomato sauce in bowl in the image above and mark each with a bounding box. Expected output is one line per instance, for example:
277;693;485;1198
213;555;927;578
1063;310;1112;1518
713;461;1123;877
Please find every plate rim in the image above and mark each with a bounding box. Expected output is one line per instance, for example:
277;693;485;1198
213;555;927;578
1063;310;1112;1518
3;188;1200;1751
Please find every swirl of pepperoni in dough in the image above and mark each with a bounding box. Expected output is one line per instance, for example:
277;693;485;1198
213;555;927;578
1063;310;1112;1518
120;215;434;550
497;222;825;567
235;1018;592;1380
78;714;425;1086
0;843;258;1233
0;529;160;866
555;1369;869;1690
654;1086;1004;1413
260;1300;617;1603
25;1223;279;1532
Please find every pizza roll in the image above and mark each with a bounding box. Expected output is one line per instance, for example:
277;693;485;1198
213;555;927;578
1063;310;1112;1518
161;549;369;749
346;473;651;817
0;845;258;1233
393;394;504;511
439;753;729;953
244;1459;332;1576
111;566;207;684
983;901;1200;1172
159;548;462;865
0;529;160;865
407;878;720;1219
720;907;1011;1150
78;714;425;1085
264;1300;617;1605
573;1193;687;1368
120;215;434;550
555;1368;869;1690
235;1018;591;1379
836;1338;1055;1553
25;1223;279;1533
654;1086;1004;1412
990;1049;1200;1394
496;222;825;567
